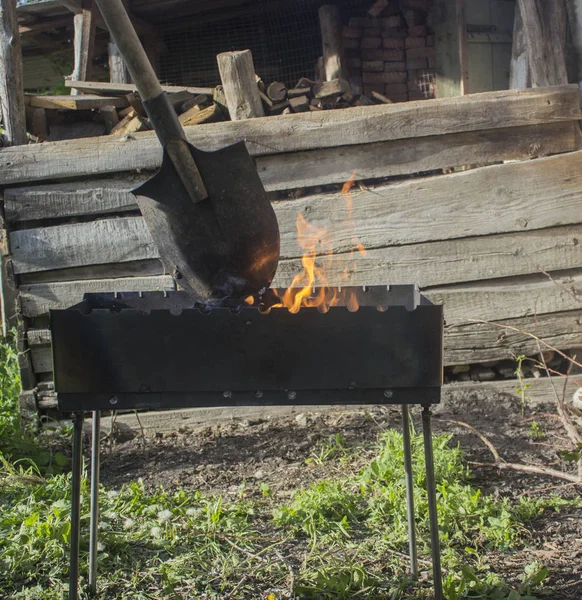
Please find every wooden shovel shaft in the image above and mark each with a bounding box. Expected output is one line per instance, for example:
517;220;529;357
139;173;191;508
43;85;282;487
94;0;207;203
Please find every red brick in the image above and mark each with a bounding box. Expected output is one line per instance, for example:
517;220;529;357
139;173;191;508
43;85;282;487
384;61;406;72
342;26;362;38
343;38;360;49
384;83;408;95
363;71;406;84
363;27;382;37
349;17;380;28
408;25;428;37
406;46;436;60
361;48;405;61
346;57;362;69
406;57;429;70
426;34;435;47
361;37;382;49
363;60;385;72
405;37;426;49
380;15;403;28
383;38;405;49
381;29;407;39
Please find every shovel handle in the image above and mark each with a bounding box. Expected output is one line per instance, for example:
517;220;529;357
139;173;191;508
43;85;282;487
94;0;207;203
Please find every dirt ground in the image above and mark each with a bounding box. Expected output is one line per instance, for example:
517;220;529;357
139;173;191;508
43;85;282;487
99;390;582;599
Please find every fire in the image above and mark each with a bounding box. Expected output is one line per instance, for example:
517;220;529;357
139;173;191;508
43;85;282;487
272;171;367;313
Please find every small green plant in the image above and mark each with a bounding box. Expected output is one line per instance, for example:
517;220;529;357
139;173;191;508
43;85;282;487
306;432;348;465
515;355;532;417
528;421;545;439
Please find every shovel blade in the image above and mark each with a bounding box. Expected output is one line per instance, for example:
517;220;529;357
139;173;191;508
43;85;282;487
134;141;280;300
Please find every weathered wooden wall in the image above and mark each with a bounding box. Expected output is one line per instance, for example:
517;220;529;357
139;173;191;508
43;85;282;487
1;85;582;411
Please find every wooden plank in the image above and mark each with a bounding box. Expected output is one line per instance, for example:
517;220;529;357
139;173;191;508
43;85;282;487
444;309;582;365
1;86;580;185
64;80;213;96
432;0;468;97
517;0;568;87
426;269;582;324
27;94;128;110
275;151;582;258
510;1;530;89
274;225;582;290
9;152;582;274
257;121;578;191
0;0;27;146
4;122;577;211
27;308;582;371
70;0;96;95
4;176;147;223
15;225;582;294
19;259;164;285
10;217;159;274
20;275;175;317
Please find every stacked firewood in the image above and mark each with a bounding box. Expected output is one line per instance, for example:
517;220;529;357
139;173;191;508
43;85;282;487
343;0;436;103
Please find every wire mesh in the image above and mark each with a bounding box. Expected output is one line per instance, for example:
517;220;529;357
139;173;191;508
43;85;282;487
160;0;370;88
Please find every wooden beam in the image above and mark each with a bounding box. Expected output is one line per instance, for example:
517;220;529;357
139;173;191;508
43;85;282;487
64;80;213;96
432;0;468;97
0;0;27;146
217;50;264;120
319;4;345;81
1;86;580;185
18;16;72;35
510;1;531;89
8;151;582;275
26;94;128;110
517;0;568;87
70;0;96;95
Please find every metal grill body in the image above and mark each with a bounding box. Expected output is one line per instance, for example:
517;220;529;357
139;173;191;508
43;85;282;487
51;285;445;599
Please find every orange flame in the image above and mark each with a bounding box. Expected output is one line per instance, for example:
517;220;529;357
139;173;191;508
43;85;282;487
272;171;367;313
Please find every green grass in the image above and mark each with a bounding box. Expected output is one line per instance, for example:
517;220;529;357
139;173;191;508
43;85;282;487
0;335;576;599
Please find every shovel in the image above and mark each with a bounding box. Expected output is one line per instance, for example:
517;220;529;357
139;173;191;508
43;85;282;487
94;0;280;301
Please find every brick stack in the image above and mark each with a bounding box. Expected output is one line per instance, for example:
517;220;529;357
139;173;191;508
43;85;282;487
343;0;436;103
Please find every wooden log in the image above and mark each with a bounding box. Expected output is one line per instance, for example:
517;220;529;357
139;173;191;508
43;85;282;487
431;0;468;96
109;40;130;84
216;50;264;120
517;0;568;87
70;0;97;96
1;86;580;186
26;95;128;110
179;103;222;126
313;79;350;98
289;95;310;112
110;113;145;137
266;81;287;102
319;4;345;81
510;1;530;89
20;275;175;318
64;80;213;96
8;150;582;275
0;0;27;146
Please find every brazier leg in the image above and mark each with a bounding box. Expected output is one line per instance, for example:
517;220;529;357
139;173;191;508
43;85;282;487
401;404;418;577
69;412;84;600
89;411;101;595
422;405;443;600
